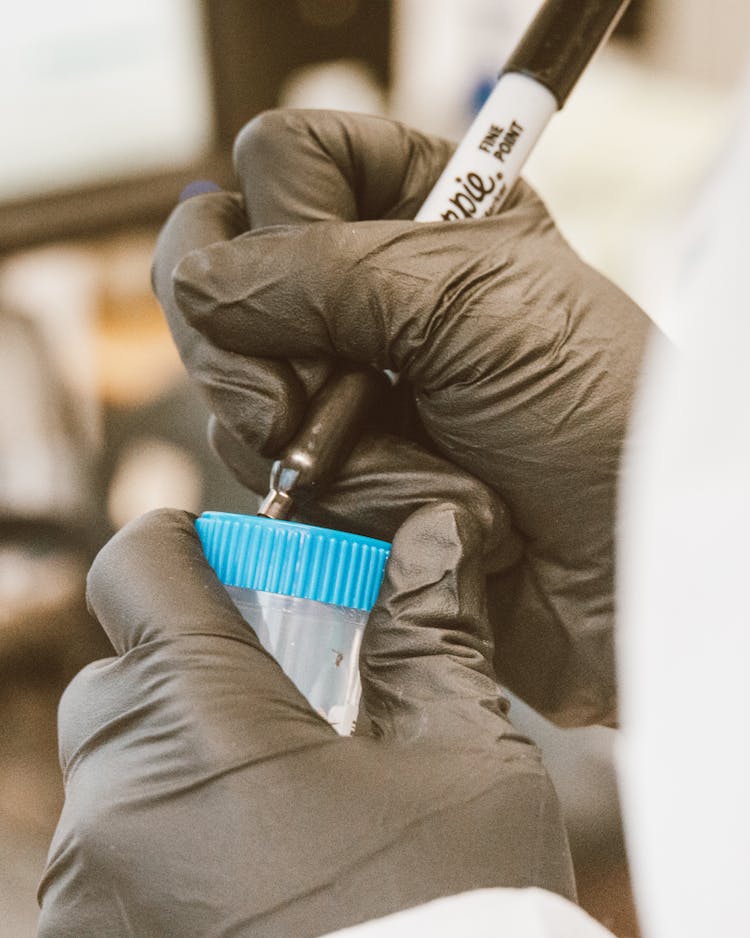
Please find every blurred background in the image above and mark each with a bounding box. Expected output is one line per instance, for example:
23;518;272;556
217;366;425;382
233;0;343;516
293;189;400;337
1;2;749;935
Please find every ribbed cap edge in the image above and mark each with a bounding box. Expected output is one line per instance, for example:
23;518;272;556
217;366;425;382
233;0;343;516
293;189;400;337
196;512;390;612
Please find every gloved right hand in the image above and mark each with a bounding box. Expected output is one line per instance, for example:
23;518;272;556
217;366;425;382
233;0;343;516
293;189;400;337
153;109;652;726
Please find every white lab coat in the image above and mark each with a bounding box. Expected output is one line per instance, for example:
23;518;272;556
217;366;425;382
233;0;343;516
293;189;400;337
324;888;614;937
618;65;750;938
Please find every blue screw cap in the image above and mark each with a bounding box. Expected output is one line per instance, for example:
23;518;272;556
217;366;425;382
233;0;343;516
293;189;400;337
195;512;391;612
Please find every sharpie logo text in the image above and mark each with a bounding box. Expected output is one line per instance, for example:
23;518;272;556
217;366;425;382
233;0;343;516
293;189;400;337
440;172;503;221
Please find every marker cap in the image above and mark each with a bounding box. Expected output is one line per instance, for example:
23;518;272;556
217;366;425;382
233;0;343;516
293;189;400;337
502;0;630;108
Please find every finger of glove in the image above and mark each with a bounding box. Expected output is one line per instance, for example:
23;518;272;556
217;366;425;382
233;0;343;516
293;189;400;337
84;508;333;733
64;509;334;783
86;509;265;653
153;191;311;454
234;109;455;226
172;189;552;386
302;436;522;573
360;500;520;745
210;416;521;570
207;370;428;511
208;415;273;497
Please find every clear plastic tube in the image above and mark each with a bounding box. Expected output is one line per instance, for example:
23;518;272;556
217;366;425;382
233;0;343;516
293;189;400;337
227;586;367;736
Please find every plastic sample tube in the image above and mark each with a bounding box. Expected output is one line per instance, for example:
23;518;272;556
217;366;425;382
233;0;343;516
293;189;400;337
196;511;390;736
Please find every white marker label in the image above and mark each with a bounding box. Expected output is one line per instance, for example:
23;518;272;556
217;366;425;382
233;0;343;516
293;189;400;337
415;72;557;223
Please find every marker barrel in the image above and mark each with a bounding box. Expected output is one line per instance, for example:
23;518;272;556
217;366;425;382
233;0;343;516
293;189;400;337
415;73;557;224
261;0;632;517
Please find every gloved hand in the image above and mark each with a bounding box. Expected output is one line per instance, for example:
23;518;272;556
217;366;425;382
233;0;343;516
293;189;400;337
153;110;651;726
37;502;574;938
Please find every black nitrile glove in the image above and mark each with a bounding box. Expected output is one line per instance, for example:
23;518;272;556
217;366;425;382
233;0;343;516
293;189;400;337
153;110;651;726
37;504;574;938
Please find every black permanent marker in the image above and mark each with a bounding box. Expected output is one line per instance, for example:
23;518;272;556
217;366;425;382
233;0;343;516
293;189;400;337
259;0;631;519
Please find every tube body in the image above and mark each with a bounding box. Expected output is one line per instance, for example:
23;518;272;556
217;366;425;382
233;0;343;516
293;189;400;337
227;588;367;735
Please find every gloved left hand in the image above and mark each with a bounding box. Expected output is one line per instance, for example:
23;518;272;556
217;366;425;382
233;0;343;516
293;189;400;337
37;499;574;938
